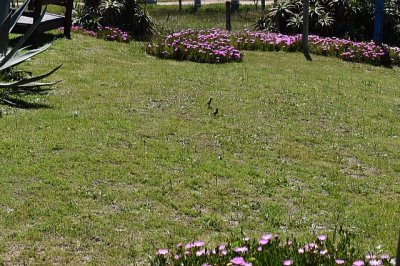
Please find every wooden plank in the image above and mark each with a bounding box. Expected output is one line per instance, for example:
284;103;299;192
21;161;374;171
16;13;64;26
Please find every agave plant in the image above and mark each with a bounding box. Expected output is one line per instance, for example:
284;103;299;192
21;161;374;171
0;0;61;94
98;0;124;26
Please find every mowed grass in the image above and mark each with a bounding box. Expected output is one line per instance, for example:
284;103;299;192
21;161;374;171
0;33;400;264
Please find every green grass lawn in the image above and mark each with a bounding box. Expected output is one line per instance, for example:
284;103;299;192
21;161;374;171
0;33;399;264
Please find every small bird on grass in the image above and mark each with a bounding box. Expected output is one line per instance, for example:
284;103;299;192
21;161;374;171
213;108;219;116
207;97;213;109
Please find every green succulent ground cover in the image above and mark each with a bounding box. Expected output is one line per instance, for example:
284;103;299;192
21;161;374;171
0;12;400;264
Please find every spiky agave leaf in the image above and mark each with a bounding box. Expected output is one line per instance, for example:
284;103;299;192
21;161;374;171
0;43;52;71
0;64;62;89
0;7;49;70
9;0;30;33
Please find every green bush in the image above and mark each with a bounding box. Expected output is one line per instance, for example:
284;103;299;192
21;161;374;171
263;0;400;46
73;0;156;40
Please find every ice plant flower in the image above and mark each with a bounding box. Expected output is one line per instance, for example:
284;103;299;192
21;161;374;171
196;249;206;256
262;233;274;240
336;259;345;265
231;257;246;265
317;235;327;242
353;261;365;266
185;243;194;249
369;260;382;266
157;249;168;256
259;239;269;245
283;259;293;265
193;241;205;247
234;246;248;253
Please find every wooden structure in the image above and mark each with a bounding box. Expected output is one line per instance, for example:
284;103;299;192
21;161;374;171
11;0;73;46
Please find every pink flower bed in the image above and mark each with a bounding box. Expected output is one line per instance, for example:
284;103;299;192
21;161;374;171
146;29;242;64
152;233;396;266
70;26;130;43
147;29;400;66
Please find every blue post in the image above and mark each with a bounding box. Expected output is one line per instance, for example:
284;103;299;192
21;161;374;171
373;0;384;44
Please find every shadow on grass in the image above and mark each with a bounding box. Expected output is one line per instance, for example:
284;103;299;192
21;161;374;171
9;32;65;47
0;87;53;109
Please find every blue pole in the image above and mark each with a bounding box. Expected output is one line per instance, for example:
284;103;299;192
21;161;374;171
373;0;384;44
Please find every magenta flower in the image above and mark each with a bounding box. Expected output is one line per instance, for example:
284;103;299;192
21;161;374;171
283;259;293;265
380;254;390;261
185;243;194;249
259;239;269;245
262;233;273;240
234;246;248;253
368;260;382;266
196;249;206;256
157;249;168;256
231;257;246;265
193;241;205;247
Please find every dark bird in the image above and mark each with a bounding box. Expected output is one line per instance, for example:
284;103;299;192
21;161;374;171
207;97;213;109
213;108;219;116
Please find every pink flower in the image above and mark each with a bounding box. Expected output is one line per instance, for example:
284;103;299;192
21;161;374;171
369;260;382;266
336;259;345;265
234;246;248;253
196;249;206;256
262;233;273;240
157;249;168;256
193;241;205;247
259;239;269;245
283;259;293;265
231;257;246;265
353;261;365;266
317;235;327;242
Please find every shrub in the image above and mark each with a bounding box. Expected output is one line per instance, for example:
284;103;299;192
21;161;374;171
72;0;156;41
264;0;400;46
